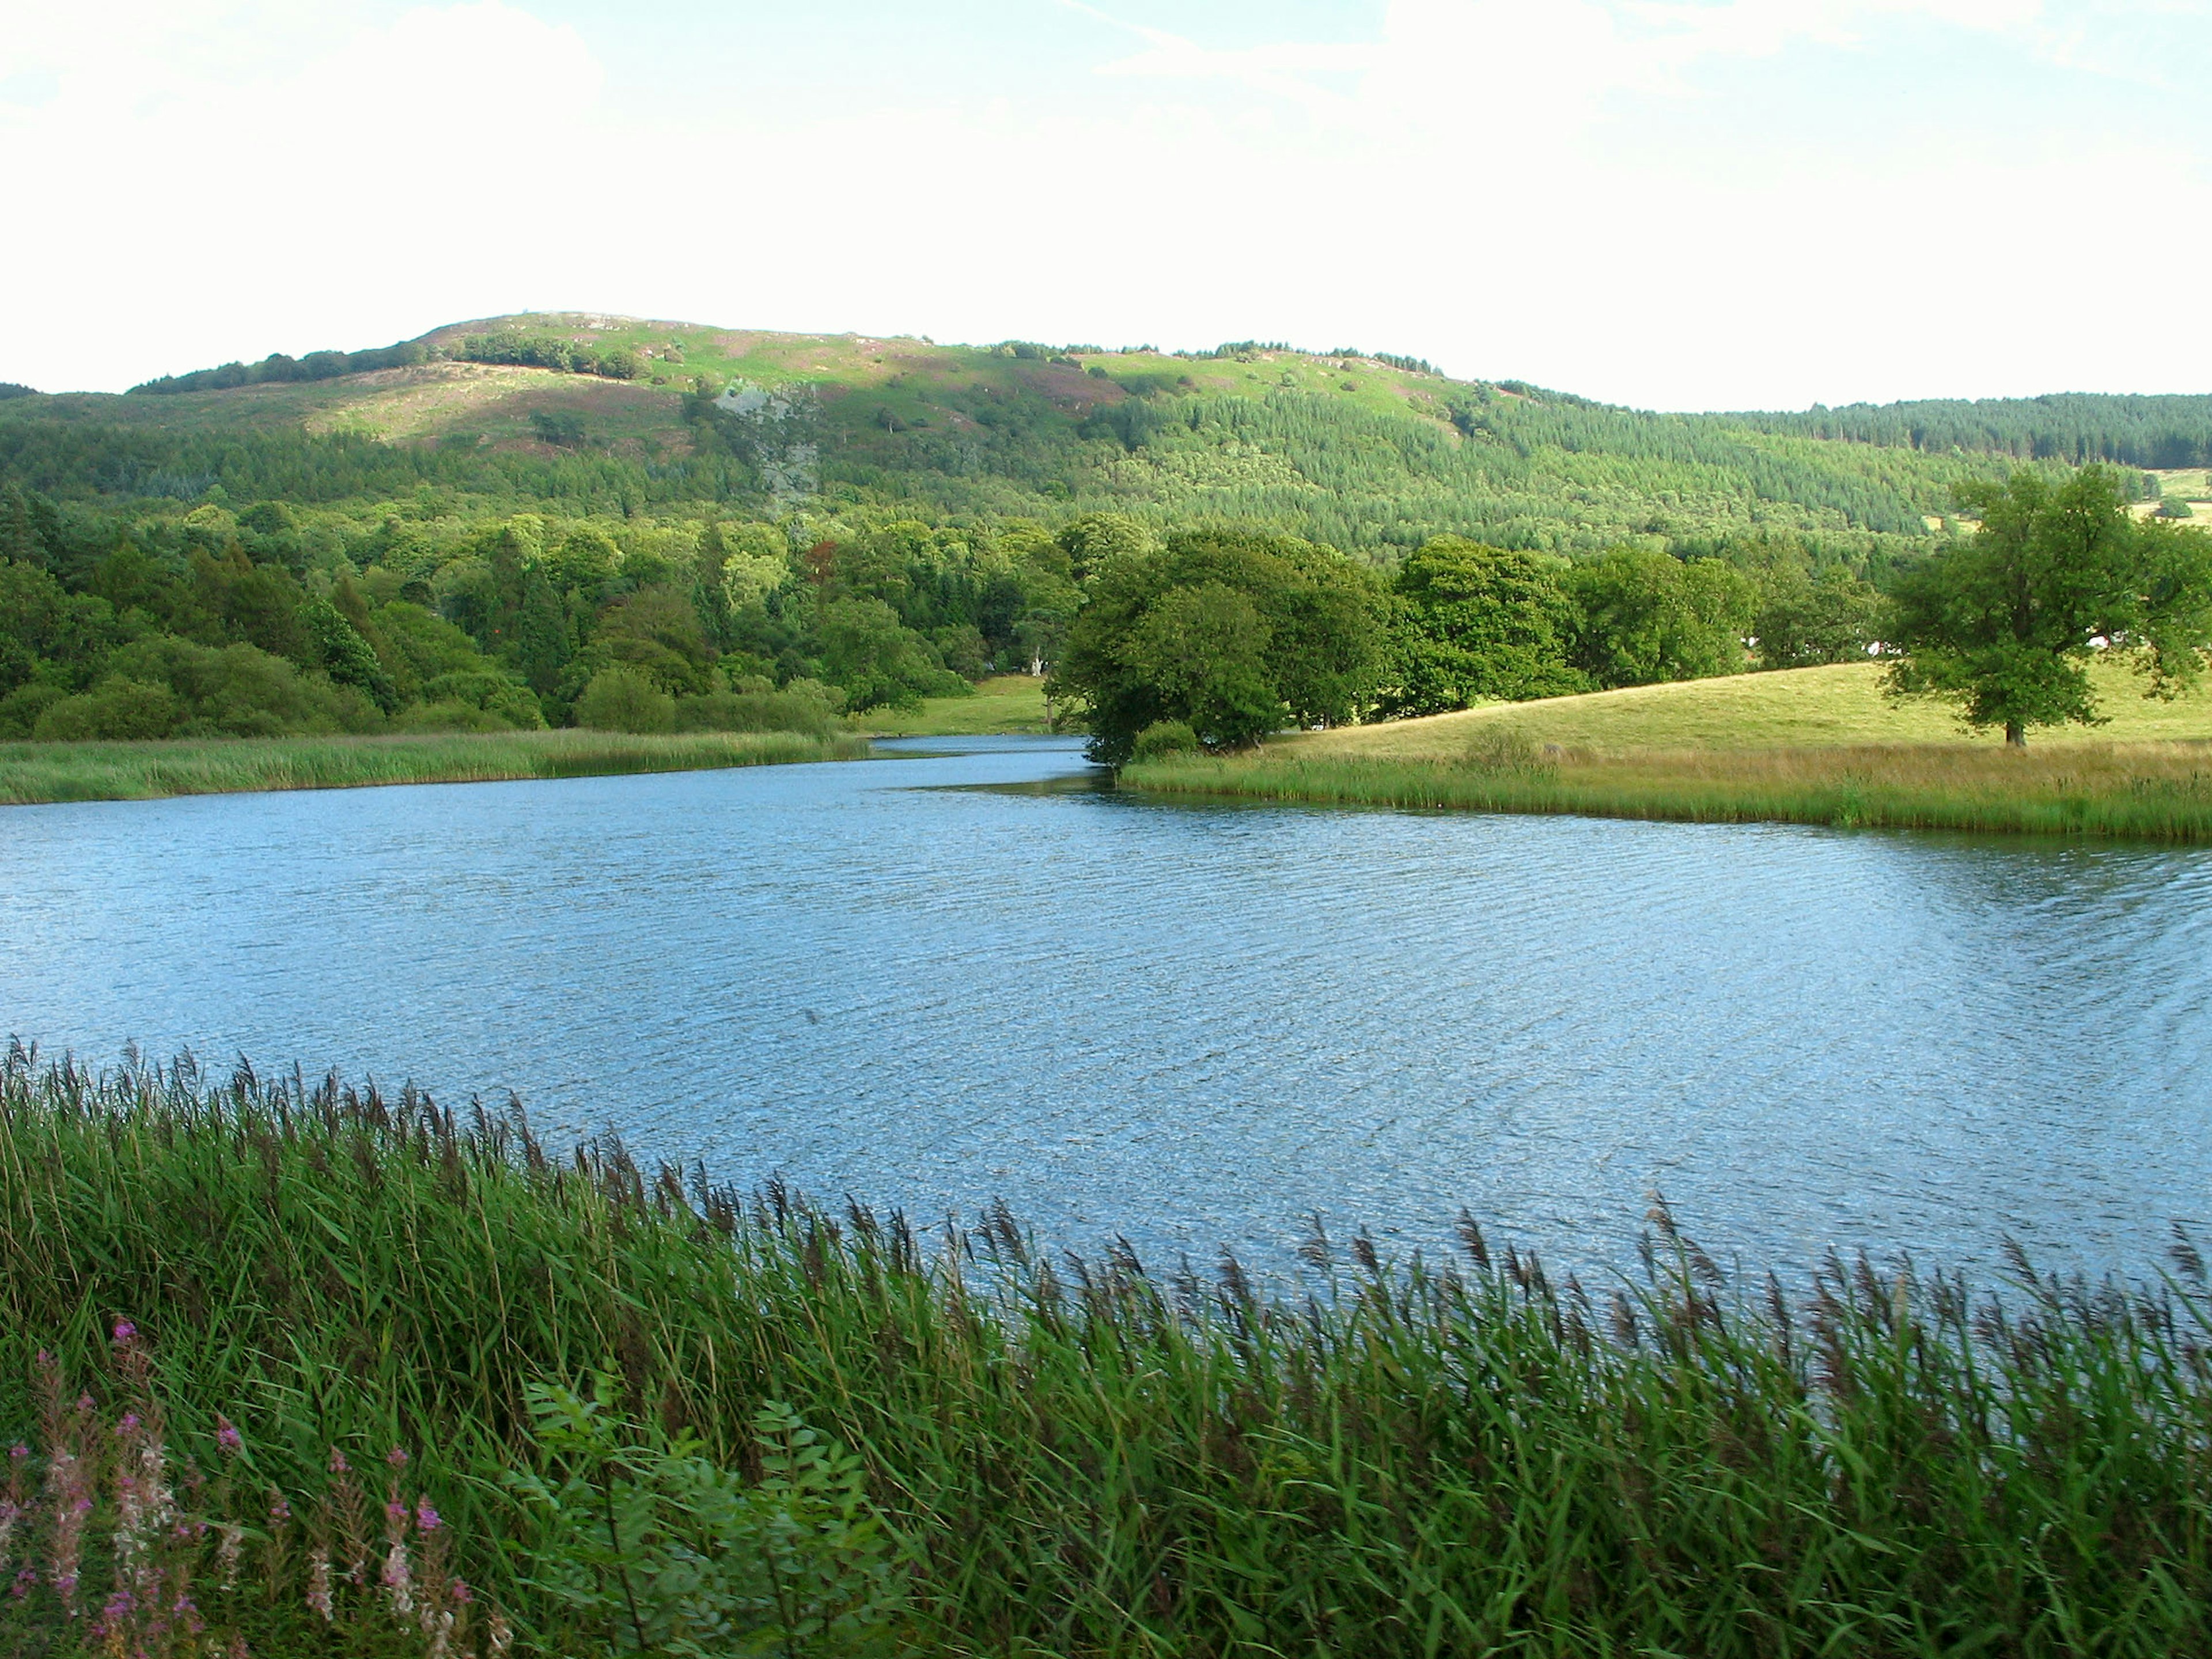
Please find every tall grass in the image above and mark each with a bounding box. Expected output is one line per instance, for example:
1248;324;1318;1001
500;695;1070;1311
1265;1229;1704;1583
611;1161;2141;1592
1126;737;2212;840
0;729;873;806
5;1046;2212;1654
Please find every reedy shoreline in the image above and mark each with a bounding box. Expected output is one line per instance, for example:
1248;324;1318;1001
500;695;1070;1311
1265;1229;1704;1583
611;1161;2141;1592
4;1048;2211;1655
1123;738;2212;840
0;728;873;806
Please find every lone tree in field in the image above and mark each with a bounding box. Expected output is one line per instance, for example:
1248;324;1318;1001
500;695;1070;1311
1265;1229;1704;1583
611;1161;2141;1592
1887;467;2212;745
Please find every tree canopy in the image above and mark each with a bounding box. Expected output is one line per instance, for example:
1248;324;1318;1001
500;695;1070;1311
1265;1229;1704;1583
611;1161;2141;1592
1047;528;1388;763
1886;466;2212;744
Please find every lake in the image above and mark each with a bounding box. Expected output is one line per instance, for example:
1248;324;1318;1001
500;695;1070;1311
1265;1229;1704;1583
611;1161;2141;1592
5;735;2209;1288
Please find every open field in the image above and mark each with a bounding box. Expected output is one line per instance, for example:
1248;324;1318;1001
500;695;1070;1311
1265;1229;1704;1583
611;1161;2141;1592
6;1053;2212;1657
851;673;1056;736
1300;660;2212;756
0;728;870;806
1123;661;2212;839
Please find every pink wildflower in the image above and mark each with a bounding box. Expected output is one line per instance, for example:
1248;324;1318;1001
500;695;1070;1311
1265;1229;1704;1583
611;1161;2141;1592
112;1321;137;1344
305;1547;334;1622
328;1448;350;1475
415;1501;441;1532
380;1537;414;1617
215;1417;243;1457
385;1446;410;1468
450;1579;473;1604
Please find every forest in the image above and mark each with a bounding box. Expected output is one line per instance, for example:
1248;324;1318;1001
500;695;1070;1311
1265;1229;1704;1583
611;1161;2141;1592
0;466;1882;752
5;316;2207;748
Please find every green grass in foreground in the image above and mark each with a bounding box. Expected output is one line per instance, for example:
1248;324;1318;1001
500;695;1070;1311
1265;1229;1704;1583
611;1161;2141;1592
5;1049;2212;1655
851;673;1057;737
0;728;872;806
1123;661;2212;839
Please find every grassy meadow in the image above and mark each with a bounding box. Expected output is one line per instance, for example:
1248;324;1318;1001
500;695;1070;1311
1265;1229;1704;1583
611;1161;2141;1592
0;727;871;807
6;1050;2212;1657
1125;661;2212;840
851;673;1056;737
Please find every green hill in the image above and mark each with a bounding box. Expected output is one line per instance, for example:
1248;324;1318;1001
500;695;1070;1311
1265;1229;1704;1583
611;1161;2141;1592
9;311;2207;558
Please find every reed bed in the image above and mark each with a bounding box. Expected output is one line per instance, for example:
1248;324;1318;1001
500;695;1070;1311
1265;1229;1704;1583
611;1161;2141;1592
1124;737;2212;840
0;729;873;806
5;1046;2212;1655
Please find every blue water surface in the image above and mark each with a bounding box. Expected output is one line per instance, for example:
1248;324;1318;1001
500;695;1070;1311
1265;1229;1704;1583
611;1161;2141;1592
4;735;2209;1285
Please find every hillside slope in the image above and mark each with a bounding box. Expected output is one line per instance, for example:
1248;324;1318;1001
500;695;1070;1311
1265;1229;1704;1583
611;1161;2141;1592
6;313;2211;556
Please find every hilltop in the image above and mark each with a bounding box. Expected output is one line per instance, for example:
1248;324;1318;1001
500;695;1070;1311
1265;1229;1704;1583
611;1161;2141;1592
1;311;2205;556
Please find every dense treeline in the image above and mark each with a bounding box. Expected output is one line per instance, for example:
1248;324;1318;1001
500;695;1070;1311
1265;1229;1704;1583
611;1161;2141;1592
1734;392;2212;469
127;331;650;397
1045;521;1890;761
0;418;754;510
0;479;1108;741
128;339;431;396
452;330;647;380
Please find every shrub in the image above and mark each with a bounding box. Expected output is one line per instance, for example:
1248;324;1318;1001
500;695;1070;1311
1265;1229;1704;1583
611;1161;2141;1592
575;665;676;733
31;677;180;741
0;681;69;738
672;689;836;737
510;1376;906;1657
1130;719;1198;760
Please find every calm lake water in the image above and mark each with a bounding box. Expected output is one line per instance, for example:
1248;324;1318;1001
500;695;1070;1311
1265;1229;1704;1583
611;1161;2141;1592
5;736;2210;1287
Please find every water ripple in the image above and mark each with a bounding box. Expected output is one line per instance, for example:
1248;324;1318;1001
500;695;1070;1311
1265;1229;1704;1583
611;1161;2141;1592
3;736;2210;1284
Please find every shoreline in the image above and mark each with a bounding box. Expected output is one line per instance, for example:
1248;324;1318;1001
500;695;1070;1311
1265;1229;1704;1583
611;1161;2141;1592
0;728;874;806
1121;738;2212;841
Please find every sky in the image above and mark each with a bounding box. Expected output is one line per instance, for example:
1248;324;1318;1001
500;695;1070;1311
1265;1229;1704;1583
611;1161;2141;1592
2;0;2208;409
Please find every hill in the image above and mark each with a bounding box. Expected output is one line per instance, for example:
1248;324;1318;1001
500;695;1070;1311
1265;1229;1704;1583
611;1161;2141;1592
9;311;2210;557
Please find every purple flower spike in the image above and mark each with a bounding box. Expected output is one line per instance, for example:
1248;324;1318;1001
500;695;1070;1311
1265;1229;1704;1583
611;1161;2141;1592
215;1418;243;1456
451;1580;474;1604
386;1447;410;1468
116;1412;142;1435
112;1321;137;1343
328;1449;350;1475
415;1502;441;1532
7;1444;26;1461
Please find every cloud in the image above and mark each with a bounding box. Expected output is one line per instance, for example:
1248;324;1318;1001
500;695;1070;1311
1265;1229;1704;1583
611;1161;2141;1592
3;0;2207;408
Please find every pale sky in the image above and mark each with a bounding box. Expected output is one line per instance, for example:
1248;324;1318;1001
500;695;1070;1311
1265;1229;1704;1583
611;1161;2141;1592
3;0;2207;409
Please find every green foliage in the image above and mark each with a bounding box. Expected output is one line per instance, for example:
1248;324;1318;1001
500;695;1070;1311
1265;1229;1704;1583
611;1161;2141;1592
1565;548;1755;687
817;597;965;713
9;1059;2212;1656
128;339;429;395
1129;718;1199;760
1736;391;2212;469
457;332;645;381
1752;562;1888;669
510;1376;906;1657
29;676;179;741
2160;495;2197;519
1888;466;2212;744
1382;536;1586;715
1051;527;1388;763
302;596;398;711
576;665;677;733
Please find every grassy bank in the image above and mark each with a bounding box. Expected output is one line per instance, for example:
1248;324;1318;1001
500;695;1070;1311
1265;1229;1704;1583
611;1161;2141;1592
1126;739;2212;838
852;673;1056;737
5;1051;2212;1656
1123;662;2212;839
0;727;873;806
